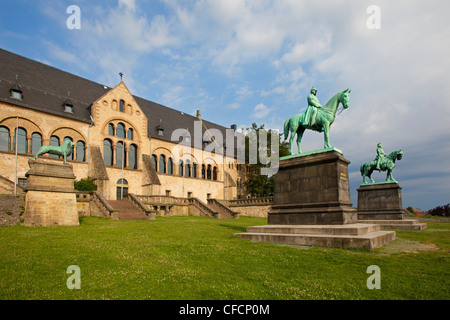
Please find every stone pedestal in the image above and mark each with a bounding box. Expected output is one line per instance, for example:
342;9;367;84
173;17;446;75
357;182;427;230
357;182;404;220
234;149;396;249
23;159;79;226
268;149;357;225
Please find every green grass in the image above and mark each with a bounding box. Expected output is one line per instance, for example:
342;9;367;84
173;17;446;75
0;216;448;300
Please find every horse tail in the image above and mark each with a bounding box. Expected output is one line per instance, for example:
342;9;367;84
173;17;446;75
284;119;290;140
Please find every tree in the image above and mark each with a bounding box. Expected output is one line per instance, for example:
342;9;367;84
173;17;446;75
243;123;289;197
74;178;97;192
406;207;415;214
427;203;449;217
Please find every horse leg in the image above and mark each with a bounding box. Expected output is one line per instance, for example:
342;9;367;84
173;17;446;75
323;122;331;149
289;131;295;155
368;168;375;183
296;126;305;154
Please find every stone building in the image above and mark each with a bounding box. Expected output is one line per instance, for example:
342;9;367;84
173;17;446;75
0;49;247;203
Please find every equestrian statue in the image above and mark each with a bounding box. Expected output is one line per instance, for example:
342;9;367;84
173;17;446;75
284;87;351;155
360;143;403;184
33;139;76;163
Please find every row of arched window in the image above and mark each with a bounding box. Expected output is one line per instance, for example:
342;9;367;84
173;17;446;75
103;139;137;169
151;154;218;180
108;122;133;140
0;126;85;161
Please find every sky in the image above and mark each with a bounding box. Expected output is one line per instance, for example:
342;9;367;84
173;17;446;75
0;0;449;211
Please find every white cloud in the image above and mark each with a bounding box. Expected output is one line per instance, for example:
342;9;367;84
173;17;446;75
253;103;271;119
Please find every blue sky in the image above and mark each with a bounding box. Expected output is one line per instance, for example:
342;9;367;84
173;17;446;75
1;0;449;211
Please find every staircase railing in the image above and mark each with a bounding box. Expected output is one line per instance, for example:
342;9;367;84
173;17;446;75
125;193;155;220
187;197;219;218
92;191;119;219
208;198;239;218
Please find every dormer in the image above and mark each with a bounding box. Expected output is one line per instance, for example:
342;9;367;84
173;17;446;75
63;93;74;113
10;75;22;100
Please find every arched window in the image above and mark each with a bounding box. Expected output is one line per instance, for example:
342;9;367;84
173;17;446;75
117;178;128;184
0;126;10;152
185;160;191;178
151;154;157;171
129;144;137;169
14;127;27;154
103;139;113;166
50;136;60;159
159;155;166;173
167;157;173;175
116;141;125;167
192;162;197;178
31;132;42;156
108;123;115;136
76;141;85;162
202;164;206;179
179;160;184;176
64;137;74;161
116;123;125;138
213;166;217;181
120;100;125;112
127;128;133;140
207;164;212;180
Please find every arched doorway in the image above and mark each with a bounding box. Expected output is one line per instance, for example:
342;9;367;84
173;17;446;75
116;178;128;200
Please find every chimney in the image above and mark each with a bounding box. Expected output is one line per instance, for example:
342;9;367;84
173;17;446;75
196;109;201;120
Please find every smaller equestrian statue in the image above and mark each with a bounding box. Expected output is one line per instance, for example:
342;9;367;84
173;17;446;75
33;139;76;163
360;143;403;184
284;87;351;155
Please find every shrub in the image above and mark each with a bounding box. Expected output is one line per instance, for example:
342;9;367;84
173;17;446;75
74;178;97;192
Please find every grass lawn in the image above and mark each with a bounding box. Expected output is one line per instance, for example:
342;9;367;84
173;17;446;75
0;216;448;300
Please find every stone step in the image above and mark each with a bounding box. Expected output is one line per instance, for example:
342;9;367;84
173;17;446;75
207;203;233;219
108;200;147;220
234;229;396;250
358;220;427;231
246;223;380;236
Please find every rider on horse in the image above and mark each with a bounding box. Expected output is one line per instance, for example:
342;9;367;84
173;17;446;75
375;142;386;171
303;86;323;130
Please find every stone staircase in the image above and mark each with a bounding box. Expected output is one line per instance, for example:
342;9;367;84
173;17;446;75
108;200;148;220
207;202;233;219
207;199;238;219
234;223;396;249
358;218;427;230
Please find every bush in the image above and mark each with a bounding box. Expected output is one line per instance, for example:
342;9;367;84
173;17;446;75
427;203;449;217
74;178;97;192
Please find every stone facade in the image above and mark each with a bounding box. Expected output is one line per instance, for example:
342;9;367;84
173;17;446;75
0;82;246;204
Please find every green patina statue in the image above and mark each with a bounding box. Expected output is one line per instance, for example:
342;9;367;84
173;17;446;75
284;87;351;154
33;139;75;163
360;144;403;184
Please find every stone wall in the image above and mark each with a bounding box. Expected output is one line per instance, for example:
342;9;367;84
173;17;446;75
0;194;25;225
224;197;273;218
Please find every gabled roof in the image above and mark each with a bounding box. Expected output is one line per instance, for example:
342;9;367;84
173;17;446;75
0;48;239;155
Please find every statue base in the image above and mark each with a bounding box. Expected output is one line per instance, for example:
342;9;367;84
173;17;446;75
234;150;396;249
357;182;404;220
357;182;427;230
269;150;357;225
23;159;79;226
